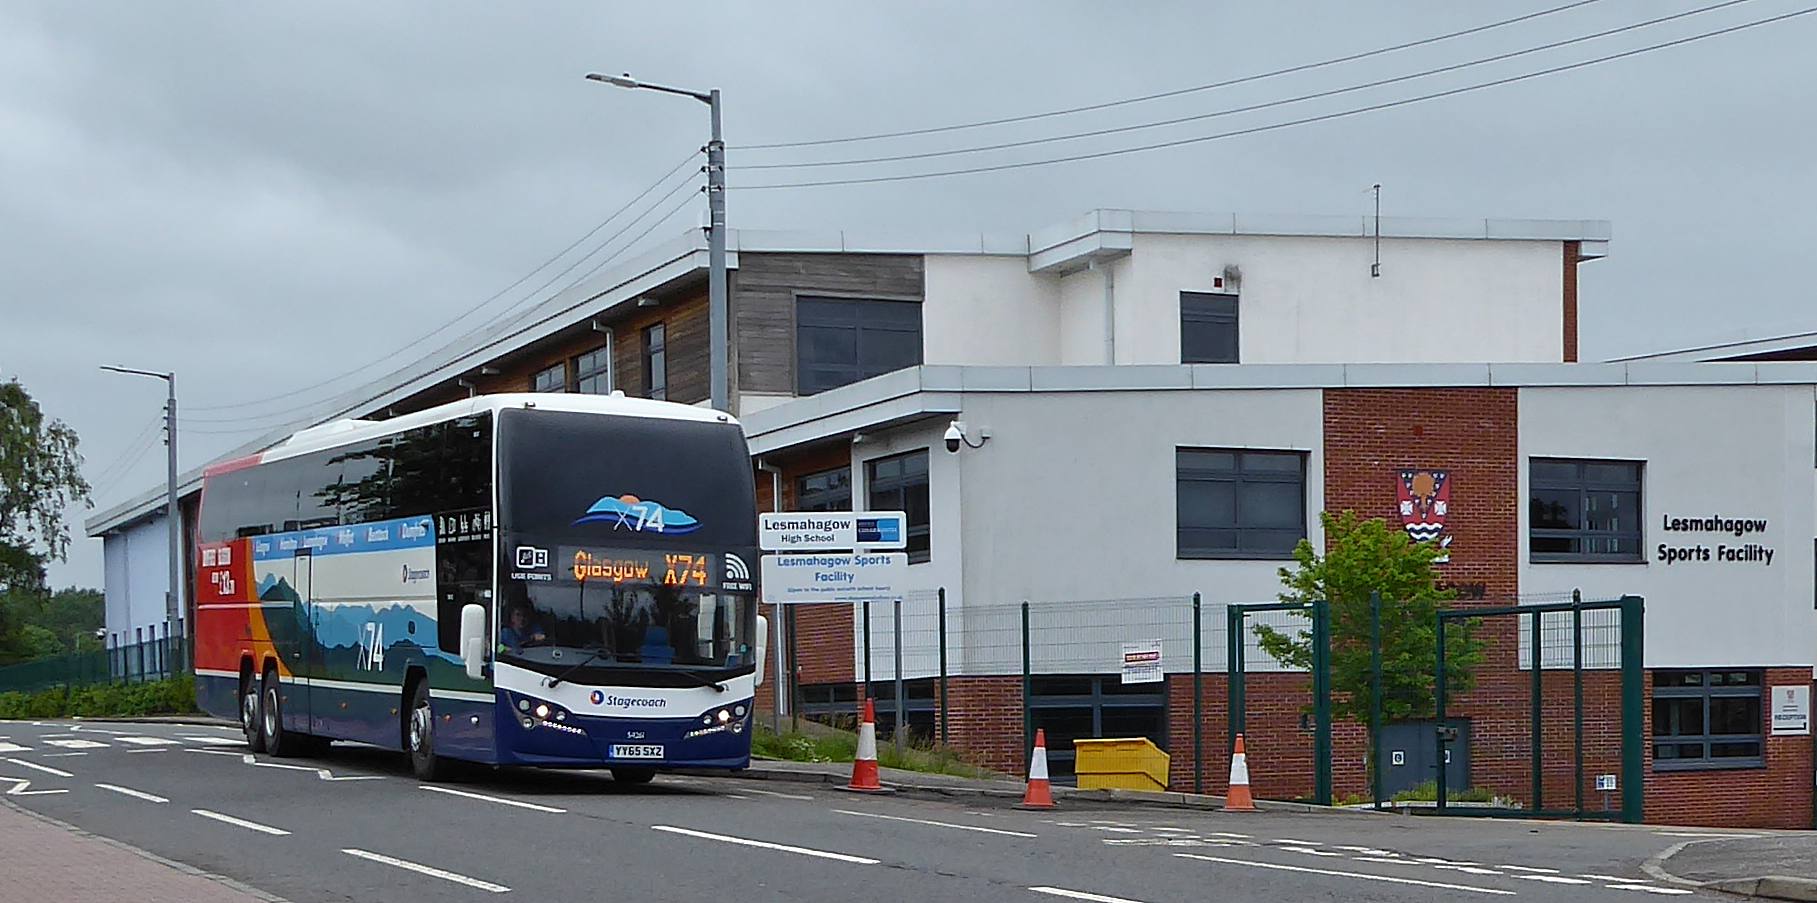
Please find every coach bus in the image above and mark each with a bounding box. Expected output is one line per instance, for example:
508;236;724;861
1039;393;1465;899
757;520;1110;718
192;393;765;782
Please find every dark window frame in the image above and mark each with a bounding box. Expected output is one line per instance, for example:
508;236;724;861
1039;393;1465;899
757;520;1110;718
1652;668;1765;771
1029;674;1169;783
794;294;924;396
796;466;853;513
572;343;611;395
1175;448;1308;560
1530;457;1644;563
1180;291;1239;364
643;323;667;401
530;362;567;394
865;450;930;564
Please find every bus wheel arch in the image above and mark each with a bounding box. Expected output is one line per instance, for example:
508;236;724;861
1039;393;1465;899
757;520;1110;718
259;661;301;757
402;669;449;781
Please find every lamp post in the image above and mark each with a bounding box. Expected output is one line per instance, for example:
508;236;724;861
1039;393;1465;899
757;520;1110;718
584;71;728;415
99;365;183;663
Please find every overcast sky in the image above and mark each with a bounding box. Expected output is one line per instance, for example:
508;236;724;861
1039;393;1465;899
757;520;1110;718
4;0;1814;589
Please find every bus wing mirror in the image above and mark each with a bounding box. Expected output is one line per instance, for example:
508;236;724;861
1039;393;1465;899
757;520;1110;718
460;603;487;681
753;614;769;687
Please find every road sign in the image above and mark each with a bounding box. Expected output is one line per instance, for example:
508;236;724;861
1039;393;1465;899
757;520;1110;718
1120;639;1163;684
759;511;907;551
760;552;907;603
1772;685;1810;735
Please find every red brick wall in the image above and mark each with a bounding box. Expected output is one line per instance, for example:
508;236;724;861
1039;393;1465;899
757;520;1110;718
1563;241;1580;363
763;445;857;687
938;676;1024;774
1645;668;1815;829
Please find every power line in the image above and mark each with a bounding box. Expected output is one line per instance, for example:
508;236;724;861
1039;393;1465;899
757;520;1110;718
737;0;1610;150
173;175;709;439
186;148;703;415
88;416;163;488
735;4;1817;191
741;0;1753;171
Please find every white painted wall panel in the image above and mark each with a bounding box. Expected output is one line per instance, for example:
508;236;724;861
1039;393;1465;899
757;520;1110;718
922;255;1061;366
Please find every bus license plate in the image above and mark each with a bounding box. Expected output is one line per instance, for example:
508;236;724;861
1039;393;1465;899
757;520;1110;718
610;744;664;759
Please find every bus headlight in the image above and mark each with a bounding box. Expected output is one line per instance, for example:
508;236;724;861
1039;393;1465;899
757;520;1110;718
717;709;731;723
534;704;551;720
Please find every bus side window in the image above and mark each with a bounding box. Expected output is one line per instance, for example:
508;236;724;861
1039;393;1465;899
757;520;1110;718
436;540;489;655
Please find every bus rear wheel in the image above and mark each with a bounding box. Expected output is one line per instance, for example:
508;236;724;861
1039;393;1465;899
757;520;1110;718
241;672;266;753
407;681;449;781
260;668;302;757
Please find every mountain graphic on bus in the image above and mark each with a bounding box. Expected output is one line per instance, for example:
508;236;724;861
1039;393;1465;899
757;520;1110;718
572;494;701;534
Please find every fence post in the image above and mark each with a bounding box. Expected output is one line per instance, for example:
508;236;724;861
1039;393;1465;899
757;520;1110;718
1618;595;1645;824
862;599;872;697
1020;601;1032;761
1530;606;1544;814
893;597;905;757
1435;613;1450;813
937;587;948;748
788;605;800;733
1225;604;1245;752
1192;592;1203;795
1312;600;1333;807
1572;588;1584;817
1370;590;1384;809
772;604;785;736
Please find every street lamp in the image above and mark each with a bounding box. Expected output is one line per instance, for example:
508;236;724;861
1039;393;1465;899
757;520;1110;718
100;365;183;661
584;71;729;415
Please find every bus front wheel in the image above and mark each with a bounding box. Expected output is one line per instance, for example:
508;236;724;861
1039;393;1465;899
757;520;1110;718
407;682;449;781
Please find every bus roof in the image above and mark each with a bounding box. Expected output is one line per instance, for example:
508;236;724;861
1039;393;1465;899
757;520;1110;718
247;393;739;469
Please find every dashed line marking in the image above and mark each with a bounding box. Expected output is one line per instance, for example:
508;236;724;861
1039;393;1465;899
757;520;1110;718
41;752;86;758
420;785;567;813
834;808;1037;837
116;736;180;746
6;758;73;777
1279;846;1345;858
652;825;879;864
1608;885;1694;895
1434;866;1506;876
1029;886;1150;903
1582;874;1649;883
1175;853;1517;896
0;743;30;754
745;788;815;800
192;809;290;836
43;739;106;750
1503;865;1561;874
96;783;169;803
127;749;168;754
1516;875;1593;885
180;736;244;746
342;849;509;893
1092;826;1142;834
1269;838;1318;845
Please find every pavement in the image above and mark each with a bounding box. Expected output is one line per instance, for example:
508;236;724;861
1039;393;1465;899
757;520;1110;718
0;716;1797;902
1648;831;1817;901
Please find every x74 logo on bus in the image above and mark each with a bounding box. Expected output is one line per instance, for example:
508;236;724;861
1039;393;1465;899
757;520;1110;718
572;494;700;535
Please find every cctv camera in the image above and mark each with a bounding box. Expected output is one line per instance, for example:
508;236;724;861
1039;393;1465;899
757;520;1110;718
944;421;964;454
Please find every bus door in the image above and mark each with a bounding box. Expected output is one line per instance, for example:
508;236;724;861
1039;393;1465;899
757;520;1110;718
291;549;315;734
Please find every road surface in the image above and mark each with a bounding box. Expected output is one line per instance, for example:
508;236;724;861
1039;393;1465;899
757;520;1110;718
0;718;1726;902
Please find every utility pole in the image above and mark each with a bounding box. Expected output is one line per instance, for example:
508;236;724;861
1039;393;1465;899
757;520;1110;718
101;366;183;663
586;71;730;414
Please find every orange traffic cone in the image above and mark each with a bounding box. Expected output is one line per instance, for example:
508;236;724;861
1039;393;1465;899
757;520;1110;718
843;698;887;793
1223;733;1258;812
1016;728;1056;809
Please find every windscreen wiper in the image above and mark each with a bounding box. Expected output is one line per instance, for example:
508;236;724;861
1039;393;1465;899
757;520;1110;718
672;669;728;693
544;650;606;689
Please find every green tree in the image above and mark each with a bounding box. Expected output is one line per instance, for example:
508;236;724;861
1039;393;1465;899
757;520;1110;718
1;379;90;597
1255;511;1484;729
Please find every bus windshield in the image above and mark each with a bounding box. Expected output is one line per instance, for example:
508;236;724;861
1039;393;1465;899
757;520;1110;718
495;406;759;678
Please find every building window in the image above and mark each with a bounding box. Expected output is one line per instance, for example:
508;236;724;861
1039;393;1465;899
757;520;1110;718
1029;676;1168;784
796;296;922;395
1176;448;1306;559
1180;292;1238;364
797;467;852;512
1653;669;1764;770
573;344;611;395
530;362;566;393
865;450;930;563
1530;458;1643;562
643;323;667;401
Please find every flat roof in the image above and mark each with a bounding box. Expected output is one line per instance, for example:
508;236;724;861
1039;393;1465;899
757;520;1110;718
86;207;1613;536
1612;328;1817;363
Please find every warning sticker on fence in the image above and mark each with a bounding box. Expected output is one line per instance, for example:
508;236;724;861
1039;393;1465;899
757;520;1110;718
1120;639;1163;685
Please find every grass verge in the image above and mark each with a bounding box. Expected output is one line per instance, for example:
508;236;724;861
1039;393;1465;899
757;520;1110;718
0;673;199;719
750;719;997;780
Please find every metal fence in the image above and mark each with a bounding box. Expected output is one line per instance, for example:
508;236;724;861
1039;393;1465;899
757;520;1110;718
0;636;189;694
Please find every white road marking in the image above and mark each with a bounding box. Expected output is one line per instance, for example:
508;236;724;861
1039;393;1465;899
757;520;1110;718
1415;857;1479;865
1654;831;1757;839
181;736;244;746
1201;831;1252;839
1270;838;1318;845
1332;845;1396;855
1503;865;1561;874
187;748;243;757
238;755;383;782
1174;854;1517;896
1352;856;1409;864
96;783;169;803
116;736;180;746
1279;846;1345;858
1609;885;1693;895
0;743;30;754
1029;886;1151;903
1582;874;1649;883
43;739;106;749
1149;827;1191;834
127;749;168;754
651;826;879;864
745;788;815;800
726;794;753;800
420;785;567;813
42;752;86;758
1517;875;1592;885
69;726;137;735
1093;826;1142;833
1434;866;1507;876
342;849;509;893
833;808;1037;837
6;758;73;777
3;777;68;796
192;809;290;836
